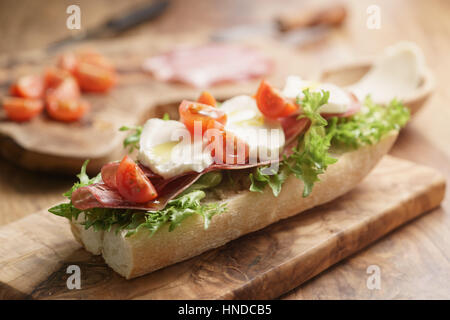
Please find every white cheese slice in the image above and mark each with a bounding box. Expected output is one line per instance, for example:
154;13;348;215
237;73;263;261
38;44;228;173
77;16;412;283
138;118;213;179
220;95;285;162
282;75;351;114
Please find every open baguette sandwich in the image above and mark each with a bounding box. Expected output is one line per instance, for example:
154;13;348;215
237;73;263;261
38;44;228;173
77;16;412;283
50;77;410;279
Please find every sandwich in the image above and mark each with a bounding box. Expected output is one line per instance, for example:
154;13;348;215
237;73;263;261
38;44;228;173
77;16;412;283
49;76;410;279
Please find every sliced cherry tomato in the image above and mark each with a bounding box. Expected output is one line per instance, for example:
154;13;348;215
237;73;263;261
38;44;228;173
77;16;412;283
46;98;89;122
116;155;158;203
277;100;299;118
3;97;44;122
77;50;115;71
10;75;45;99
46;77;80;101
206;120;249;165
179;100;227;135
197;91;217;107
58;50;115;74
73;62;117;93
44;67;73;89
57;52;78;74
255;80;298;119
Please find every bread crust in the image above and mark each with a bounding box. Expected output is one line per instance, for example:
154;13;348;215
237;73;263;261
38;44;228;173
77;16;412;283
71;132;397;279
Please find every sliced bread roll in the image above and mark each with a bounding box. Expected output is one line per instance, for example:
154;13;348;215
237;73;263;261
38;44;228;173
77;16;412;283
71;131;397;279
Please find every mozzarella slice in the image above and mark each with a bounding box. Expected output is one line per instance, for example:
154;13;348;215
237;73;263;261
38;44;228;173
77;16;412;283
220;95;285;162
138;118;213;179
282;75;351;114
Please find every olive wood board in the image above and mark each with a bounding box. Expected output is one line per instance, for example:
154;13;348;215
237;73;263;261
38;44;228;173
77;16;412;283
0;156;445;299
0;34;307;174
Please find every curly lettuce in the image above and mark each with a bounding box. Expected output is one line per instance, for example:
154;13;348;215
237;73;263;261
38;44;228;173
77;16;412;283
250;92;410;198
250;89;337;197
326;96;410;149
49;165;226;237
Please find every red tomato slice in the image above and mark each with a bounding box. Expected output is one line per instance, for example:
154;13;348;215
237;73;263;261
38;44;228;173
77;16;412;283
46;98;89;122
10;75;45;99
44;67;73;89
255;80;298;119
58;50;115;74
3;97;44;122
116;155;158;203
57;52;78;74
179;100;227;135
77;50;115;71
74;62;117;93
197;91;217;107
206;120;249;165
46;77;81;101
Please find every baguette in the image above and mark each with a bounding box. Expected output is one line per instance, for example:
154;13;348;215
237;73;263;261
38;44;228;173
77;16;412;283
71;131;397;279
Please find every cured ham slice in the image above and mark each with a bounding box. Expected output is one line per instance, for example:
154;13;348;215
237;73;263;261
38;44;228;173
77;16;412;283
142;44;273;88
72;171;203;211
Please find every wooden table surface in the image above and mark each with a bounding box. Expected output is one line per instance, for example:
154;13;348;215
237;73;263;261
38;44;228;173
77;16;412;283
0;0;449;299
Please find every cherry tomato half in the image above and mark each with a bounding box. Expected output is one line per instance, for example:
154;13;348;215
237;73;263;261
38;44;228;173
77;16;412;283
58;50;115;74
73;62;117;93
46;98;89;122
255;80;298;119
57;52;78;74
3;97;44;122
179;100;227;135
197;91;217;107
10;75;45;99
46;77;81;101
44;67;73;89
205;120;249;165
77;50;115;71
116;155;158;203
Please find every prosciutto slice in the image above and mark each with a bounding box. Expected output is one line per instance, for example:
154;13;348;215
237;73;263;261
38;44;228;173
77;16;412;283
142;44;273;88
72;170;203;211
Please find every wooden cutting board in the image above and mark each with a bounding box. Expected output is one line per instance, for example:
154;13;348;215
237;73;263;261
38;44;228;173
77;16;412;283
0;34;306;174
0;156;445;299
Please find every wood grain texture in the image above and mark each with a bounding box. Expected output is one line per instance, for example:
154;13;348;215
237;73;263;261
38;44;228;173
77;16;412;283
0;156;445;299
0;0;449;299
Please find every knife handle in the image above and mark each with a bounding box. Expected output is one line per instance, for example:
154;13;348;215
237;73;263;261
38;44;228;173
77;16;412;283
277;4;347;32
105;0;170;33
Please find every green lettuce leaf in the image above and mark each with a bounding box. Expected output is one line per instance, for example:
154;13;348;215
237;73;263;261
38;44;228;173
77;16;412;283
249;165;290;197
63;160;101;199
181;171;223;195
249;92;410;198
326;96;410;148
119;125;143;153
49;163;226;237
250;89;336;197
